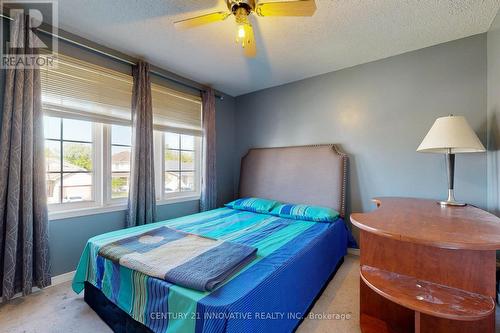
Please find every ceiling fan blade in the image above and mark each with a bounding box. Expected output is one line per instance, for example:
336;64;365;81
256;0;316;17
243;24;257;58
174;11;230;30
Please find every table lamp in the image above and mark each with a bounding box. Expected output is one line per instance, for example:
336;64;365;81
417;115;485;206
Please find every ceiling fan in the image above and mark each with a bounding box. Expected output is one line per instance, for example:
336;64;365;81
174;0;317;58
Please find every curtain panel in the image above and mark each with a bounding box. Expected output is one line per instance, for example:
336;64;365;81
0;14;51;300
200;88;217;211
126;61;157;227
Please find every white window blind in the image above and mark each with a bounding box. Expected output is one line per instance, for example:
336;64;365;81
40;54;133;125
41;54;203;135
152;83;202;136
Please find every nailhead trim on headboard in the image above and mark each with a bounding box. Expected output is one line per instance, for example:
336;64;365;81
299;144;348;218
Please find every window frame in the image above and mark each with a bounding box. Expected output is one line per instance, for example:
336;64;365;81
105;124;133;204
156;131;202;204
44;117;102;213
46;120;203;221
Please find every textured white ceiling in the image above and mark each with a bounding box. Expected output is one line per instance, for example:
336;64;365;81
56;0;500;96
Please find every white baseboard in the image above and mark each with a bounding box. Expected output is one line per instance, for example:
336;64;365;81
348;248;360;256
0;270;75;303
51;270;75;286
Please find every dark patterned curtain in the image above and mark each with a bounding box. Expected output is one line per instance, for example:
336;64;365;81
126;61;156;227
0;14;51;300
200;88;217;211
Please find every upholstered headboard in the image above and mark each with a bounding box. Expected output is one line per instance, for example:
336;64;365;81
238;144;348;217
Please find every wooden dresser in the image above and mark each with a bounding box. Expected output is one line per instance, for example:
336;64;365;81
351;197;500;333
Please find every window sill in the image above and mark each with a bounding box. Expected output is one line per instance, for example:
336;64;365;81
48;195;200;221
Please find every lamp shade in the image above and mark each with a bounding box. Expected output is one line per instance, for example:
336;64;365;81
417;115;485;153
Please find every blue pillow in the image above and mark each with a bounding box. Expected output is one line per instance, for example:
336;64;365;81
225;197;279;214
271;204;340;222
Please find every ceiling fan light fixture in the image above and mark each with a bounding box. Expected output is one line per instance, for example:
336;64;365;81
175;0;316;58
235;7;251;48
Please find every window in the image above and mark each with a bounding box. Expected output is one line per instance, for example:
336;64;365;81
41;54;203;217
41;54;132;214
44;116;96;208
163;133;201;197
152;82;203;201
110;125;132;199
105;127;201;204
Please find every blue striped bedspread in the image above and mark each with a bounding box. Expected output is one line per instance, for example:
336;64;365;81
98;226;257;291
72;207;349;333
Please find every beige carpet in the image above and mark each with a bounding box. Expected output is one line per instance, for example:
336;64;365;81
7;253;481;333
0;255;360;332
0;255;363;333
0;255;361;333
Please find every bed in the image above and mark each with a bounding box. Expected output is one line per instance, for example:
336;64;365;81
72;144;351;333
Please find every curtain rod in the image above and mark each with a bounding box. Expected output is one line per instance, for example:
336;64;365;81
0;13;224;100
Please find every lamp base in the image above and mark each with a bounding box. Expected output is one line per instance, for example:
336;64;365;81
438;200;467;207
438;189;466;207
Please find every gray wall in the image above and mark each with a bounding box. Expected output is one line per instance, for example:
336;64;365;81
216;95;236;206
488;11;500;216
234;34;488;239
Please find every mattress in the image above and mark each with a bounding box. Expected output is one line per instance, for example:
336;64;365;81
72;207;349;333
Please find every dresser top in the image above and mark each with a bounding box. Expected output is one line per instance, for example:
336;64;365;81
351;197;500;250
